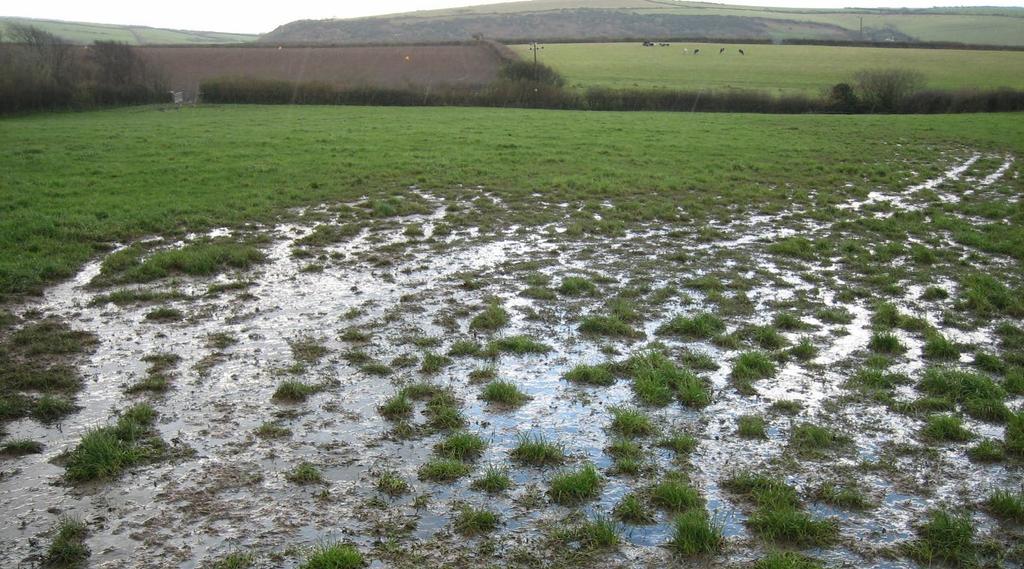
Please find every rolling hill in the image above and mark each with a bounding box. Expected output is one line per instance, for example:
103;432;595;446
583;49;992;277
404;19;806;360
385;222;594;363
261;0;1024;46
0;16;257;45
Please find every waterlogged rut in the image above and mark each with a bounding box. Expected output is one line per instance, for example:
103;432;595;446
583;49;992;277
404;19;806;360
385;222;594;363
1;152;1021;568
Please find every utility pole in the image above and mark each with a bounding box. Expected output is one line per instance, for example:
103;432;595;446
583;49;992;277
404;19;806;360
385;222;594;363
860;17;864;40
529;41;544;81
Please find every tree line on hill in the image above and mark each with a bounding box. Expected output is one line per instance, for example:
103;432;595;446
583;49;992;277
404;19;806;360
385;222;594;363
0;24;168;114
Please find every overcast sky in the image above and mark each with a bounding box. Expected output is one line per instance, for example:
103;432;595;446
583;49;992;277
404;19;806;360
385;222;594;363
4;0;1022;34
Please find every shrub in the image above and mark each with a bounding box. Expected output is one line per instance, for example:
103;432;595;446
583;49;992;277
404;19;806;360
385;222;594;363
853;68;925;113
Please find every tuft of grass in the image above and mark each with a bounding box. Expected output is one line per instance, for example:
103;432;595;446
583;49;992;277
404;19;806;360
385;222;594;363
338;328;370;343
921;286;949;301
923;333;960;361
511;433;564;466
418;458;471;482
254;422;291;439
290;336;329;363
789;337;818;361
44;516;90;567
868;331;906;354
564;363;615;386
650;475;702;513
434;431;487;461
471;466;513;494
424;397;465;431
96;241;266;286
453;505;500;536
125;373;171;394
286;462;325;484
658;432;698;456
378;393;413;420
769;400;803;415
816;307;853;325
548;464;603;505
207;332;238;349
614;493;655;524
671;510;723;556
985;489;1024;522
144;306;184;322
376;471;409;496
420;352;452;374
212;552;256;569
921;414;975;442
773;313;808;331
967;439;1005;462
748;505;839;546
483;335;551;356
609;406;656;437
64;403;162;482
788;423;852;457
1;438;44;456
447;339;481;357
480;380;531;407
657;312;726;339
738;415;768;439
812;482;871;510
743;325;789;350
625;350;711;408
752;551;825;569
522;286;557;300
571;516;621;550
299;542;364;569
730;351;777;394
579;314;644;339
468;364;497;383
470;302;510;332
903;509;977;567
272;380;324;402
10;320;97;355
558;276;597;296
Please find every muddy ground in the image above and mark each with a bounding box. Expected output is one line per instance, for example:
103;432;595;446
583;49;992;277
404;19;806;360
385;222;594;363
1;151;1022;568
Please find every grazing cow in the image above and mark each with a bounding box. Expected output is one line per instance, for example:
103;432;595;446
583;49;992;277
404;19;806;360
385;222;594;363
739;48;745;55
694;49;700;55
719;47;725;54
643;41;654;47
682;48;688;54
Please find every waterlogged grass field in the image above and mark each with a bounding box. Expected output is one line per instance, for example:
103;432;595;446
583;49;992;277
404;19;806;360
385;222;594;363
513;42;1024;94
1;105;1023;568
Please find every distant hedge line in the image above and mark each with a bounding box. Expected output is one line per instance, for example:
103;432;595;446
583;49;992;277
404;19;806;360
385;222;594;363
199;76;1024;114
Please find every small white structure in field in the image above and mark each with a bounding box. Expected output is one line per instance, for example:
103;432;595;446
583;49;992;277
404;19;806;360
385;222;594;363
170;91;184;107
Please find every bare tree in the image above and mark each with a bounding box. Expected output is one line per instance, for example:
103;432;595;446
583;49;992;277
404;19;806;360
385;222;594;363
90;41;144;85
6;23;74;84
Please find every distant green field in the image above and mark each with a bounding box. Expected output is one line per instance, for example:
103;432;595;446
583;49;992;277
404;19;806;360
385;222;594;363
515;42;1024;95
0;17;256;45
1;105;1023;298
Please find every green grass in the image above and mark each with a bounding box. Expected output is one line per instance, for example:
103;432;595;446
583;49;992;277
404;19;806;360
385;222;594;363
212;552;256;569
738;415;768;439
658;432;698;456
471;466;513;494
378;393;413;420
650;475;702;513
272;380;325;402
812;482;872;510
923;333;960;360
623;350;712;408
290;336;329;363
788;423;852;457
44;516;90;567
752;551;825;569
511;433;565;466
868;331;906;354
903;509;977;566
609;406;656;437
967;439;1005;462
418;458;471;482
96;241;266;287
568;516;621;550
657;312;725;339
921;414;975;442
483;335;551;356
558;276;597;296
985;489;1024;523
376;471;409;496
3;106;1024;301
480;380;531;407
453;505;500;536
299;542;363;569
286;462;325;484
470;302;510;332
731;351;777;394
564;363;616;386
447;339;481;357
517;42;1024;95
0;16;257;45
420;352;451;374
614;493;655;524
548;464;603;505
64;403;162;482
434;431;487;461
0;438;44;455
671;510;723;556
